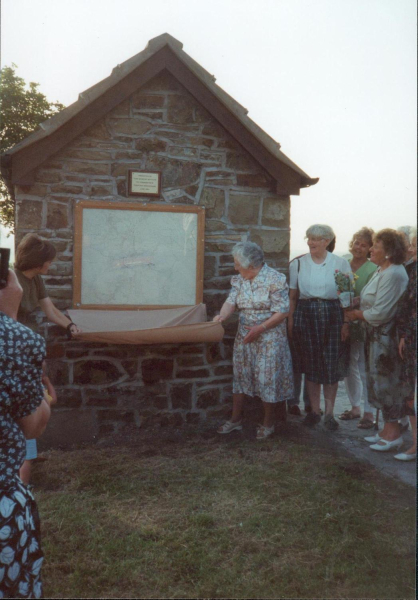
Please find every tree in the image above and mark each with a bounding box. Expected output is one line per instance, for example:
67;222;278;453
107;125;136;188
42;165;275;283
0;64;65;232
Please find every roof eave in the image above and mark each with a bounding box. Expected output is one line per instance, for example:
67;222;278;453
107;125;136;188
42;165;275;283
2;34;318;195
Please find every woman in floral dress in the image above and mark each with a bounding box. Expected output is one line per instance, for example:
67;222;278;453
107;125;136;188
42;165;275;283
1;271;51;598
213;242;293;440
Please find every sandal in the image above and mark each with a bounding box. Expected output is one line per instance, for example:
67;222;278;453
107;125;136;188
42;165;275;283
256;425;275;440
338;410;361;421
357;418;375;429
217;420;242;434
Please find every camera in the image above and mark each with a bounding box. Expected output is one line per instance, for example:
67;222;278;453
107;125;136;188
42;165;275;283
0;247;10;289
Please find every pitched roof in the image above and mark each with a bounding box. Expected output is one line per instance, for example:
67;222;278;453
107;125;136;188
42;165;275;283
1;33;318;193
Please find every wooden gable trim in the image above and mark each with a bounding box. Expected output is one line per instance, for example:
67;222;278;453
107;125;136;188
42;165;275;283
9;48;168;184
9;44;302;194
162;48;302;195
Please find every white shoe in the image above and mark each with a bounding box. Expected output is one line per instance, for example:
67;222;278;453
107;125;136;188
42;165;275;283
364;433;382;443
217;420;243;434
256;424;275;440
394;452;416;462
369;437;403;452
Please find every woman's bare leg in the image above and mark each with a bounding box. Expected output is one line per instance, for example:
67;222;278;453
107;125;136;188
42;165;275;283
377;421;401;442
306;380;321;414
323;382;339;416
262;402;276;428
19;460;32;485
405;400;417;454
231;393;244;422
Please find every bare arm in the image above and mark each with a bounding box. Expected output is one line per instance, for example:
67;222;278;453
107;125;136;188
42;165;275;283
0;270;23;319
287;288;299;339
345;309;365;322
17;398;51;439
398;337;406;359
213;301;235;323
243;310;289;344
39;297;82;334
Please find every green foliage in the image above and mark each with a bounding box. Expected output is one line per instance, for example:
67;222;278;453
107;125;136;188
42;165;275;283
0;64;65;231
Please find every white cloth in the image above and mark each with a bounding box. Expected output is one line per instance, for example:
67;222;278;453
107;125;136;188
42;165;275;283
360;264;408;327
289;252;352;299
344;341;374;413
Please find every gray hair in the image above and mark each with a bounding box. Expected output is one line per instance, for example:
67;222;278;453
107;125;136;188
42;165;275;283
232;242;264;269
397;226;416;243
305;224;335;242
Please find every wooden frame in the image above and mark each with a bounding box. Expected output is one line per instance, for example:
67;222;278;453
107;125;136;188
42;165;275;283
128;170;162;197
73;200;205;310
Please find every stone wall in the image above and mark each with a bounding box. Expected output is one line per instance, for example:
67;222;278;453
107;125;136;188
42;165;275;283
14;71;291;447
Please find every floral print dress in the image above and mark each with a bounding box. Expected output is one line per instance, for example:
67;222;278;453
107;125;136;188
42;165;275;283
396;261;417;402
360;265;409;422
226;264;293;403
1;312;45;599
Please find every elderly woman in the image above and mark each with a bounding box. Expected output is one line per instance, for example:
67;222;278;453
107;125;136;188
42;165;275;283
346;229;408;451
288;224;351;430
339;227;377;427
213;242;293;440
14;233;81;483
1;270;51;598
394;229;417;461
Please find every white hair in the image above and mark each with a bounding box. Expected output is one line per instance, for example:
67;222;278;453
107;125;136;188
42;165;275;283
305;224;335;241
232;242;264;269
398;226;416;243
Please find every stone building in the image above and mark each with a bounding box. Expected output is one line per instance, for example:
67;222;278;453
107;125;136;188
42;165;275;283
1;34;318;447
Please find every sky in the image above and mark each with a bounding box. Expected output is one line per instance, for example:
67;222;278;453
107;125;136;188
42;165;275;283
1;0;417;259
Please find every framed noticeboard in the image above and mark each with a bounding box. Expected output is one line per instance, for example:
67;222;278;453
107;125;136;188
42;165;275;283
73;201;205;309
128;170;161;197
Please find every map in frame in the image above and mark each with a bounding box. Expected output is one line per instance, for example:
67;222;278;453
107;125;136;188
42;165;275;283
73;202;205;308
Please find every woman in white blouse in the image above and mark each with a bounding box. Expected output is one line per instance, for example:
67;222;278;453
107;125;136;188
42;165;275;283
346;229;408;451
288;224;351;430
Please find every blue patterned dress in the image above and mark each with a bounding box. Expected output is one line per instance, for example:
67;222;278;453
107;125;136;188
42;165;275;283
0;312;45;598
226;264;294;403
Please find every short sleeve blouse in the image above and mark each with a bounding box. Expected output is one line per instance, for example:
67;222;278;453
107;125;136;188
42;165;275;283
289;252;352;300
226;264;289;313
14;269;48;325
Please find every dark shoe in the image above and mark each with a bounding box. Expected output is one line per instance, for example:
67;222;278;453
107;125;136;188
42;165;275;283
288;405;302;416
303;412;321;427
324;415;339;431
305;405;324;415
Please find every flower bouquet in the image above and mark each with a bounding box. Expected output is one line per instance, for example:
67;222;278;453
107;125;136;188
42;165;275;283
334;270;355;308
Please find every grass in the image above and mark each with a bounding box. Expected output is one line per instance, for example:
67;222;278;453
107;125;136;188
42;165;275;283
33;426;416;599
